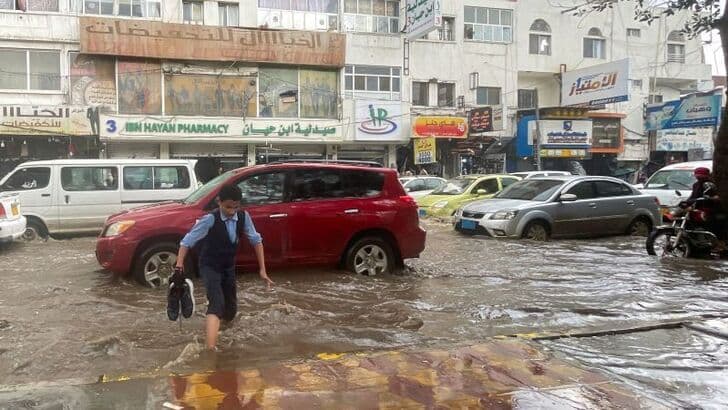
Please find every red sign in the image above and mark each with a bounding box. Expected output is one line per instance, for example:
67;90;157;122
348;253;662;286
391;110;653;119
413;116;467;138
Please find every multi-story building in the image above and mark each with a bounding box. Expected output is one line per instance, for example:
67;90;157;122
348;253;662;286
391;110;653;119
0;0;713;180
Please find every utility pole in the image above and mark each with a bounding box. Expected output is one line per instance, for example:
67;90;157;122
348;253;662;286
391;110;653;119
533;88;542;171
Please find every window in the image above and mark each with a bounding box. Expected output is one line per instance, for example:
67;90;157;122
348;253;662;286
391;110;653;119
118;0;161;17
627;28;641;38
237;172;286;205
501;177;519;189
645;170;695;190
566;181;596;200
476;87;500;106
405;179;426;192
424;178;443;190
0;167;51;191
667;31;686;63
583;28;606;59
438;83;455;107
76;0;159;16
518;89;536;109
648;94;663;104
219;3;239;26
183;0;204;24
595;181;633;197
0;49;60;91
412;81;429;106
291;169;382;199
631;79;643;89
343;0;399;34
123;166;190;190
61;167;118;191
473;178;498;194
258;67;338;118
529;19;551;55
464;6;512;43
344;65;400;101
0;0;58;11
258;0;338;31
426;16;454;41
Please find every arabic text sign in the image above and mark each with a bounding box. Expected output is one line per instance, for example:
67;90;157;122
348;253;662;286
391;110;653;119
561;59;629;107
100;115;340;140
354;100;403;141
80;17;346;67
529;120;592;146
645;92;722;131
0;106;96;136
413;116;467;138
469;107;492;133
414;137;436;164
656;128;713;152
405;0;442;40
540;149;588;158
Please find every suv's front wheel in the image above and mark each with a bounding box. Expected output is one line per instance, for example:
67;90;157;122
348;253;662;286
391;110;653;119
345;236;394;276
134;242;195;288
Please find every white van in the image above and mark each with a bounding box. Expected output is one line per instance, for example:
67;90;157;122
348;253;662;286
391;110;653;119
636;160;712;208
0;159;199;240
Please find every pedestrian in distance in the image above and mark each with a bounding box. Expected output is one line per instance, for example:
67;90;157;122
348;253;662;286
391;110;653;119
174;184;274;350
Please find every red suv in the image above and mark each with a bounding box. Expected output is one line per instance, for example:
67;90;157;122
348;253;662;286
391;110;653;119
96;162;426;287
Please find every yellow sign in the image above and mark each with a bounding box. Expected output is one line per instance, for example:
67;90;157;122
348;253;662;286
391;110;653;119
539;149;587;158
414;137;436;164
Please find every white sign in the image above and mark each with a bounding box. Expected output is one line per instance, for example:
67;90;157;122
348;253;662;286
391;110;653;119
561;59;630;107
354;100;403;141
405;0;442;40
100;115;341;141
528;120;593;146
1;105;97;136
656;128;713;153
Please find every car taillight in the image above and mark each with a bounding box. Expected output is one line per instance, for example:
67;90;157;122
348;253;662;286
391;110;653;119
0;204;5;220
399;195;417;207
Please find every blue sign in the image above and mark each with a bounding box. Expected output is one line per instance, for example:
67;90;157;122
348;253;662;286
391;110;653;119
646;92;722;131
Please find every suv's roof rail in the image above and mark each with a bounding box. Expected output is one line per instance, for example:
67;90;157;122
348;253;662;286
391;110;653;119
266;159;384;168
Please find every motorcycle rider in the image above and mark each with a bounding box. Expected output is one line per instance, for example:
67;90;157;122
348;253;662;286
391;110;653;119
684;167;726;245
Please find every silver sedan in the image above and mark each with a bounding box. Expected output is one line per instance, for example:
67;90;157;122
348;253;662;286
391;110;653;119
453;176;660;240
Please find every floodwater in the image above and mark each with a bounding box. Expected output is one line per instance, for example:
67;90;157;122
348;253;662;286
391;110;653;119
0;221;727;405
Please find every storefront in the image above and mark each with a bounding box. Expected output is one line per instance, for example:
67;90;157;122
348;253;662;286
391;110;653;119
405;115;468;178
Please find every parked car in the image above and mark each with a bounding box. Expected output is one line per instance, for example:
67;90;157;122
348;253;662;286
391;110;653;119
454;176;660;240
0;192;26;243
399;176;446;198
635;160;712;215
96;162;426;287
0;159;199;240
416;174;521;218
510;171;572;179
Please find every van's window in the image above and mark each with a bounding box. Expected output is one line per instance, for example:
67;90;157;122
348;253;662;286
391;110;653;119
124;167;153;190
237;172;286;205
0;167;51;191
645;170;695;190
124;166;191;190
61;167;118;191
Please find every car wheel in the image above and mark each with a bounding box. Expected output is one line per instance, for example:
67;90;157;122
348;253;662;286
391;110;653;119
22;219;48;242
133;242;193;288
627;217;652;237
522;221;549;241
345;236;394;276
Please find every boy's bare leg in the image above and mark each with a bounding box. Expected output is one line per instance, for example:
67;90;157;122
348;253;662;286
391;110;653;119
206;314;221;350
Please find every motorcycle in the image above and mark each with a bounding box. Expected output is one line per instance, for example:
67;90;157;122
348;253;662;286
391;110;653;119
646;194;722;258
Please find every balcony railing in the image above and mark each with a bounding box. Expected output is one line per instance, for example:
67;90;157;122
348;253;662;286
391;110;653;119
667;53;685;63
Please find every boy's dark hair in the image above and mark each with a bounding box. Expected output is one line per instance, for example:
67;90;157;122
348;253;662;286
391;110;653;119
218;184;242;202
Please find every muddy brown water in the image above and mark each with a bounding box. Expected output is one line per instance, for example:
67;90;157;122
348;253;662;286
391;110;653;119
0;220;727;405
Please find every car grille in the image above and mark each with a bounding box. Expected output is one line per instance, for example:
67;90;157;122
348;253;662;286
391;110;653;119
462;211;485;219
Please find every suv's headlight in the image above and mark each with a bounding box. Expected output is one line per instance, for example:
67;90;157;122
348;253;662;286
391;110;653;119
104;220;135;237
433;200;449;209
491;210;518;220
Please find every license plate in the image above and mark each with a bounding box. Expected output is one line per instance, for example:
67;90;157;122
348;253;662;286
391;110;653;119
11;203;18;216
461;219;477;230
418;209;426;217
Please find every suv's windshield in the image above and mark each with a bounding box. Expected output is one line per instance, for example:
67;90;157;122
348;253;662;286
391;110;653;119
645;170;695;190
496;179;564;201
431;178;475;195
183;171;233;204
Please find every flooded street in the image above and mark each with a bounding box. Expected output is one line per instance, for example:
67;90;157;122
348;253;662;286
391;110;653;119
1;220;728;406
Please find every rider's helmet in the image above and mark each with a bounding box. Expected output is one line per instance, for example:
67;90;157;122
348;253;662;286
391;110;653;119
694;167;711;181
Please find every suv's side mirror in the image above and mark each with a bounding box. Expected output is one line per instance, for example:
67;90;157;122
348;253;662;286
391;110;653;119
476;189;487;195
559;193;578;202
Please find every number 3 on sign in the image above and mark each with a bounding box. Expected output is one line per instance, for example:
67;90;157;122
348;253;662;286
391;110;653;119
105;119;117;133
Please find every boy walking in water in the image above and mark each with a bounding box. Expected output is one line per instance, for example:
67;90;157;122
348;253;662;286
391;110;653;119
175;184;274;350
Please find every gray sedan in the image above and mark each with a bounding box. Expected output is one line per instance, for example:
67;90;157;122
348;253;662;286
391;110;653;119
453;176;660;240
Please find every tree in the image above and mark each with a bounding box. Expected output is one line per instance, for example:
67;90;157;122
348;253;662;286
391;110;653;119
577;0;728;209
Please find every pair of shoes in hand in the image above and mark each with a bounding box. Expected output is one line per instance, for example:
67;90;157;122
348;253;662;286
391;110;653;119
167;268;195;321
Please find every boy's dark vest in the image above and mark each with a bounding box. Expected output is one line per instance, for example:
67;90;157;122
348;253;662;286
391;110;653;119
198;209;246;269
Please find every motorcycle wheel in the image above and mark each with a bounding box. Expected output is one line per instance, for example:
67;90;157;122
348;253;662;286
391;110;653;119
646;231;690;258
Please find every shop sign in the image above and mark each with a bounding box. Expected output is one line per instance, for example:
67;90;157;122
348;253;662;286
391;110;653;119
405;0;442;40
561;59;630;107
656;128;713;153
540;148;588;158
646;91;722;131
413;116;467;139
413;137;436;164
469;106;504;134
529;120;592;146
591;117;621;150
0;106;97;136
354;100;402;142
101;115;340;140
80;17;346;67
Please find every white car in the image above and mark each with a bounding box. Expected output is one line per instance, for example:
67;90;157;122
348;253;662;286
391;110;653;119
0;192;26;243
510;171;572;179
400;176;446;198
636;160;712;208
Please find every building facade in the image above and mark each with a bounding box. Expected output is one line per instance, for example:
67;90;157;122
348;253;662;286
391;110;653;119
0;0;713;180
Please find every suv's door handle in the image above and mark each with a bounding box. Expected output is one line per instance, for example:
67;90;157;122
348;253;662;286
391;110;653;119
344;209;359;214
269;213;288;219
64;195;70;204
588;203;597;208
626;200;635;205
41;193;50;197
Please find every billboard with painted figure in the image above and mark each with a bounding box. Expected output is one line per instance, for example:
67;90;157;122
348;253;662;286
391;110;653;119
164;74;257;117
118;61;162;115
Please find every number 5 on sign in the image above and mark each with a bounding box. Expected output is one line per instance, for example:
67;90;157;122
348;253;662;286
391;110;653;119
414;137;436;165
